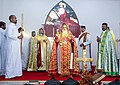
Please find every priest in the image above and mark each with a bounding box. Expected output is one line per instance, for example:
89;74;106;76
49;23;80;77
96;23;118;76
5;15;23;78
0;21;6;76
36;28;51;71
27;31;38;71
77;26;92;72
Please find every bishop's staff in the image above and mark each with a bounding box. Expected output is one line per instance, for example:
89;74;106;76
19;13;24;57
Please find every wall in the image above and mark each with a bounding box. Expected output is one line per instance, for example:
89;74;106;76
0;0;3;19
0;0;120;65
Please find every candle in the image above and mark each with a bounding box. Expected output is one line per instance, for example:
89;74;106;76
21;13;24;28
70;53;73;69
53;27;54;37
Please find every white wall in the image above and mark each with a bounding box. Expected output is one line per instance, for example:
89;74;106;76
0;0;3;19
0;0;120;65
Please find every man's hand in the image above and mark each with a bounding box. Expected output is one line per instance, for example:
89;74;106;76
43;40;47;43
37;41;40;44
70;39;74;43
97;37;101;43
18;34;23;39
80;43;84;47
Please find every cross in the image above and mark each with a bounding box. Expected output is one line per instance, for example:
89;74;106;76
76;49;93;73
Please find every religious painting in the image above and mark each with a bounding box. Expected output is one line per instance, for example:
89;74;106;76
44;0;81;37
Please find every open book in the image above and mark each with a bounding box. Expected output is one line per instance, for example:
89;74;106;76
88;73;106;84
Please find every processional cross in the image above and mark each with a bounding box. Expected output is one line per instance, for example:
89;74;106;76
76;49;93;73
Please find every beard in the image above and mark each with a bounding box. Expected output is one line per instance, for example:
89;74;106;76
14;20;17;24
102;28;106;31
32;35;35;37
40;33;44;35
3;27;6;30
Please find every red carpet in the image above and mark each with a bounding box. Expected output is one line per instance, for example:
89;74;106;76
0;66;120;85
0;70;120;81
0;71;81;81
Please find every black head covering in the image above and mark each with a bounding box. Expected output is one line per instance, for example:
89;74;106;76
44;76;61;85
108;79;120;85
62;78;79;85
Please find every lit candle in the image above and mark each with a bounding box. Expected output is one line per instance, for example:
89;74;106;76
70;53;73;69
53;27;54;37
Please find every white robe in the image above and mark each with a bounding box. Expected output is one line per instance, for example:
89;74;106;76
0;28;6;76
0;28;2;73
5;23;22;78
77;31;92;71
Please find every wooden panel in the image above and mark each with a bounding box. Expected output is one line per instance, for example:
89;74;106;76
44;24;81;38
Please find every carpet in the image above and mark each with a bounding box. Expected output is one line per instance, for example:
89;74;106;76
0;66;120;85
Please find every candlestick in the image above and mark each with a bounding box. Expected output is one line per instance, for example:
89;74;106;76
70;53;73;69
53;27;54;37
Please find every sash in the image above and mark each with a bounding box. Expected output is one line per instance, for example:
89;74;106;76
79;32;89;49
100;30;109;57
37;41;42;68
